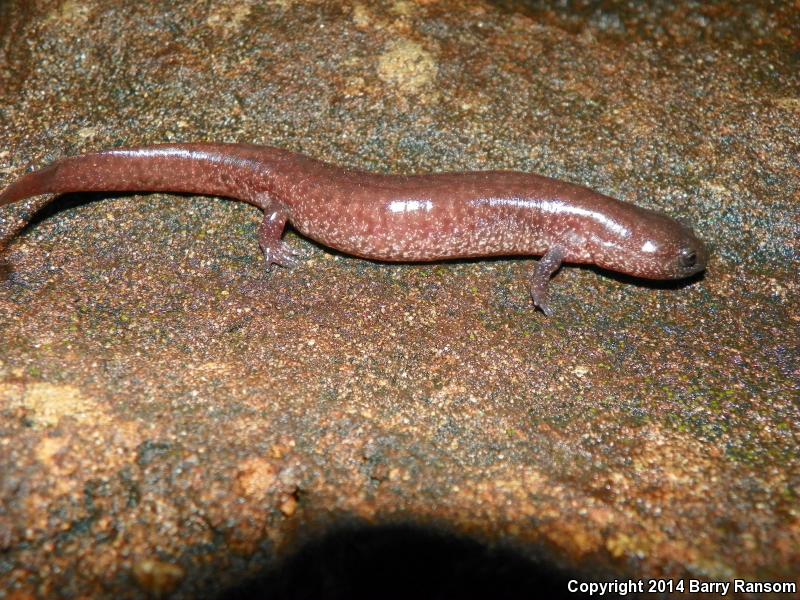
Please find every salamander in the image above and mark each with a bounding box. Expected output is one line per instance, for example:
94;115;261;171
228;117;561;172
0;143;707;314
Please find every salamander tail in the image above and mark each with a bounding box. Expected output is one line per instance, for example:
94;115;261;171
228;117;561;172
0;163;61;207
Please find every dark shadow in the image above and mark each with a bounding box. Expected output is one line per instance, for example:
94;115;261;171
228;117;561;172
24;191;156;228
0;255;11;281
0;192;154;284
217;522;624;600
0;191;137;251
577;262;708;290
16;189;239;232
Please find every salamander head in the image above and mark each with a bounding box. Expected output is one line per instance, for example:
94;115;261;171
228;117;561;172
614;209;708;280
581;206;708;280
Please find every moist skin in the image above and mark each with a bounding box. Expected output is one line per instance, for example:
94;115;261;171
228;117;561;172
0;143;708;315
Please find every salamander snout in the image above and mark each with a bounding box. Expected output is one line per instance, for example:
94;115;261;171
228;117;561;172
674;228;708;278
661;226;708;280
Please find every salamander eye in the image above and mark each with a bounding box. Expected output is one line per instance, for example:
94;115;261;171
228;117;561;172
679;249;697;269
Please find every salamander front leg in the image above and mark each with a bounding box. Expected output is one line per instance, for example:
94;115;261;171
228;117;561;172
258;208;301;270
529;245;566;316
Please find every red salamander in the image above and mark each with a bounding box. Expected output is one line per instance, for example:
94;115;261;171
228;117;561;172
0;143;707;314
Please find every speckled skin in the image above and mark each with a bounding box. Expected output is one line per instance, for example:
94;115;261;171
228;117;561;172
0;143;707;314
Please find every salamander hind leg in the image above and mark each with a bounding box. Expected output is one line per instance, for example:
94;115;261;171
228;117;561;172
529;245;566;317
257;207;302;270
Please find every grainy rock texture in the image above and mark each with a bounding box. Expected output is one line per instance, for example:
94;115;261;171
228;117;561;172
0;0;797;598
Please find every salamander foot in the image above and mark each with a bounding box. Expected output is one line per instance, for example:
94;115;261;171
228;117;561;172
529;245;565;316
261;240;302;269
